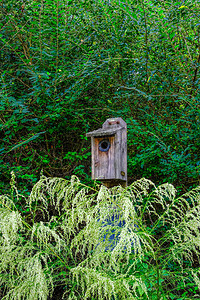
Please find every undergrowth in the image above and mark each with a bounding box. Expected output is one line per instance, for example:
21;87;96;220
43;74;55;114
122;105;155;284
0;172;200;299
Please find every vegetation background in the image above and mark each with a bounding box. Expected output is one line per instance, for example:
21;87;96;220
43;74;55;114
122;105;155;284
0;0;200;299
1;0;200;197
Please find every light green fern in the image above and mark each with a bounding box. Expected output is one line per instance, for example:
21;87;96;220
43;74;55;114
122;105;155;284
0;172;200;299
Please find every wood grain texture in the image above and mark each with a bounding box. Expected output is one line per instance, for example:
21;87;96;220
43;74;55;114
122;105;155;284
87;118;127;187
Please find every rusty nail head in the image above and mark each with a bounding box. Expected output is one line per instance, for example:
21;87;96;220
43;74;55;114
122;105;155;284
108;120;119;125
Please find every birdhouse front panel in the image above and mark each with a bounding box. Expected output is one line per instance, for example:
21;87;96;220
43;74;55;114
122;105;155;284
91;135;115;180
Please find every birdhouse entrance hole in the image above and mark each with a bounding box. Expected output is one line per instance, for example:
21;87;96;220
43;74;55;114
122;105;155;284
99;139;110;152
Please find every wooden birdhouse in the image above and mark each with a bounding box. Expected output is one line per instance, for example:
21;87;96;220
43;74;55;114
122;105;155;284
86;118;127;188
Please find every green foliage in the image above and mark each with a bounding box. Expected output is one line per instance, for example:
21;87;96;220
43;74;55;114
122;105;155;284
1;173;200;299
1;1;200;298
0;0;200;197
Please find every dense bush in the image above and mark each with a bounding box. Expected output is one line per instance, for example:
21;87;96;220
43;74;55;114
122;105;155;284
0;0;200;197
0;173;200;299
1;1;200;299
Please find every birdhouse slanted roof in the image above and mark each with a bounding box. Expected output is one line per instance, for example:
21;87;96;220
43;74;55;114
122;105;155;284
86;127;123;137
86;117;126;137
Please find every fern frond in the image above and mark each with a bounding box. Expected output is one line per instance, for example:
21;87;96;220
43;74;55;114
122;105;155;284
70;266;147;300
1;174;200;299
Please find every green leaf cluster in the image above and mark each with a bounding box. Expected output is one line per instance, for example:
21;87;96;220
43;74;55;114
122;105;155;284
0;0;200;198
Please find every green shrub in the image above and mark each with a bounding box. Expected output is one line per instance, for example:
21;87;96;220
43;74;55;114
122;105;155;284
0;173;200;299
1;0;200;196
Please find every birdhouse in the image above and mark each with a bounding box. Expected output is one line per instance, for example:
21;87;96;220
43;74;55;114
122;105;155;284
86;118;127;188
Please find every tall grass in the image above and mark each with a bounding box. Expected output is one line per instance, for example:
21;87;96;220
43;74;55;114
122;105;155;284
0;172;200;299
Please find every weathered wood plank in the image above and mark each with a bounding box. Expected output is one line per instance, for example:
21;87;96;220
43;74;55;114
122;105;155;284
87;118;127;187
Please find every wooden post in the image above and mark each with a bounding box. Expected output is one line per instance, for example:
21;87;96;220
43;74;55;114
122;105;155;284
86;117;127;188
